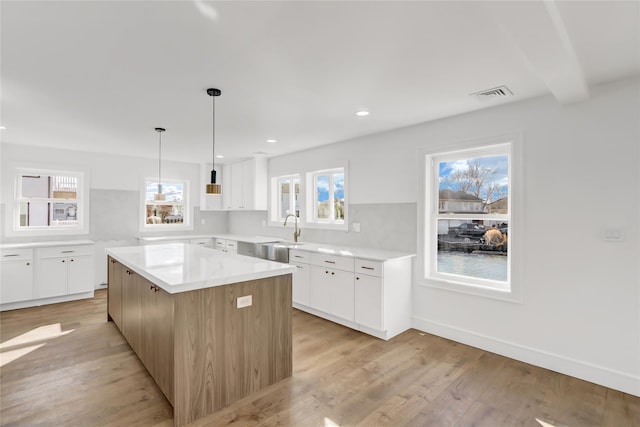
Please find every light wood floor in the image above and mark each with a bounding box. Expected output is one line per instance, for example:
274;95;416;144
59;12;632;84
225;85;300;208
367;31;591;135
1;290;637;427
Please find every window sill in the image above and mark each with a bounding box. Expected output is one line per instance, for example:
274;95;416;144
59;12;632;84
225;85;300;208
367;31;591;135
420;276;522;303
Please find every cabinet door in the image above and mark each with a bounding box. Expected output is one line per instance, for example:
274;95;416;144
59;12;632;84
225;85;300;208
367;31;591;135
241;159;255;210
290;261;310;306
153;287;174;404
121;269;143;354
38;258;68;298
231;161;244;209
140;278;156;374
108;258;123;328
222;165;232;210
0;260;34;304
67;255;94;294
310;266;354;321
355;274;383;330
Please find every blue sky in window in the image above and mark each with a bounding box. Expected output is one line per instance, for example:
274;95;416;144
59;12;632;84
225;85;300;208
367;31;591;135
439;155;508;200
316;173;344;202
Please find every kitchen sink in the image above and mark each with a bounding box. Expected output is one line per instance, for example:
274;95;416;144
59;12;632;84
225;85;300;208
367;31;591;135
257;241;303;263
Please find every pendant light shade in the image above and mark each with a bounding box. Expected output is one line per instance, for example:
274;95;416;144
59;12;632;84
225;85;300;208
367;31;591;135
154;127;166;201
206;88;222;195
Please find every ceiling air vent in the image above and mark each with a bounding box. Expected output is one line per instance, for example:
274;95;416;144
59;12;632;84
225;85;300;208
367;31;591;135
471;85;513;101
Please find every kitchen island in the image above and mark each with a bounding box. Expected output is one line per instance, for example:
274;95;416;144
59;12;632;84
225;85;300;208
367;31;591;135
105;243;296;427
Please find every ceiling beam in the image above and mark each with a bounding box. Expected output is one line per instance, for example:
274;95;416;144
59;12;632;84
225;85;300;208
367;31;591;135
489;0;589;103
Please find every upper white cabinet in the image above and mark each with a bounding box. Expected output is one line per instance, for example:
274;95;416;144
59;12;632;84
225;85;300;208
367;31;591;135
221;157;267;211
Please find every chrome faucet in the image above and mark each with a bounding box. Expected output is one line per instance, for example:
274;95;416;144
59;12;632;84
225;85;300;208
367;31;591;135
284;214;301;242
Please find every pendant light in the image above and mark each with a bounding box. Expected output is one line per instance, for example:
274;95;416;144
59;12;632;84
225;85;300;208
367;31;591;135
206;88;222;194
154;127;166;201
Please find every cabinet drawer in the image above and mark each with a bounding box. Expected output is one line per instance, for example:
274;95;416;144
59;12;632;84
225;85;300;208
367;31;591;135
310;253;354;272
38;245;94;259
289;249;310;264
1;248;33;261
215;239;226;249
190;238;213;247
355;259;383;277
226;240;237;249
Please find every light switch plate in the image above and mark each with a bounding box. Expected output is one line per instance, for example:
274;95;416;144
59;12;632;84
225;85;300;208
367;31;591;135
237;295;252;308
353;223;361;232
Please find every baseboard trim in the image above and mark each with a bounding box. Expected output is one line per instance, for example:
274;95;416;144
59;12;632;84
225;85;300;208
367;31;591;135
412;316;640;397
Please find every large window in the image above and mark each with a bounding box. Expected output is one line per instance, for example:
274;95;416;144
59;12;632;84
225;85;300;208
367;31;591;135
422;138;521;300
142;178;190;229
14;169;87;234
306;168;347;228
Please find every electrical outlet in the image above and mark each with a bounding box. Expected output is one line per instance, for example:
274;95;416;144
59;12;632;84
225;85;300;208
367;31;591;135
604;229;623;242
353;223;361;232
201;219;206;225
237;295;252;308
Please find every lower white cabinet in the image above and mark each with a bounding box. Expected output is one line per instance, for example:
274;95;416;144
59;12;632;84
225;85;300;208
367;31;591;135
37;245;95;298
354;273;383;331
290;248;413;340
290;260;310;306
1;249;34;304
310;266;354;322
0;242;95;311
214;238;237;254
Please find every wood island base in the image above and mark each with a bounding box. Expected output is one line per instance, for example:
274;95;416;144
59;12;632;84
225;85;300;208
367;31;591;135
107;256;292;427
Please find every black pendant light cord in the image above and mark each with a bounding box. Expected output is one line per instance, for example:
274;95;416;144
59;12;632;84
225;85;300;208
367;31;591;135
207;88;221;184
155;127;166;194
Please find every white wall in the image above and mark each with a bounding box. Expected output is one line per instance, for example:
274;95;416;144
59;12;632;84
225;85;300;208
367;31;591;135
269;76;640;395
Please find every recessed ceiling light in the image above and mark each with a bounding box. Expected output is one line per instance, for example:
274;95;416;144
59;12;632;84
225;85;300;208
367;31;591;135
355;110;370;117
0;126;6;130
216;155;224;158
266;139;277;143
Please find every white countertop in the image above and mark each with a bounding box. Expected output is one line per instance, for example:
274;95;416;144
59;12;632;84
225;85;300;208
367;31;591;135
138;234;281;244
285;242;415;262
1;239;95;250
106;243;296;294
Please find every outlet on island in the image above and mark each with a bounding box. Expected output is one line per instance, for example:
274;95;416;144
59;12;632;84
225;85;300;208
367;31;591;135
237;295;253;309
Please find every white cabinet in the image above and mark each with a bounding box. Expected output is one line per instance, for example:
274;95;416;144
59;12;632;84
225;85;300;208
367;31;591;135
289;249;311;306
190;238;214;248
221;157;267;210
289;248;413;340
214;238;237;254
308;253;355;322
1;249;34;304
37;245;95;298
354;260;384;331
310;266;354;322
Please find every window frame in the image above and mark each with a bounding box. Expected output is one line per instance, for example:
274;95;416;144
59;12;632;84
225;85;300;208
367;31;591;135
269;174;301;223
9;167;89;237
140;176;191;232
305;167;348;230
418;133;523;303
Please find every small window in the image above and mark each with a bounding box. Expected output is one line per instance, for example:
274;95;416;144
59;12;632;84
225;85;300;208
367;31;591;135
142;178;190;229
14;169;86;234
271;174;300;221
306;167;347;228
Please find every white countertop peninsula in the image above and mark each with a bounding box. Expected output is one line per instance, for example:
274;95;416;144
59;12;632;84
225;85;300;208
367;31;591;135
106;243;296;294
0;239;94;249
282;241;415;262
137;234;281;244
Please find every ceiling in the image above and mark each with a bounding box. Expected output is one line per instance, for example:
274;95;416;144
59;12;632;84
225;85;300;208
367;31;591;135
1;1;638;164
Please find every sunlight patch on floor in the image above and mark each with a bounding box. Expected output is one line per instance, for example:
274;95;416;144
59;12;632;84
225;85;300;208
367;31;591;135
0;323;73;349
0;323;74;367
0;343;45;367
536;417;568;427
324;417;340;427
